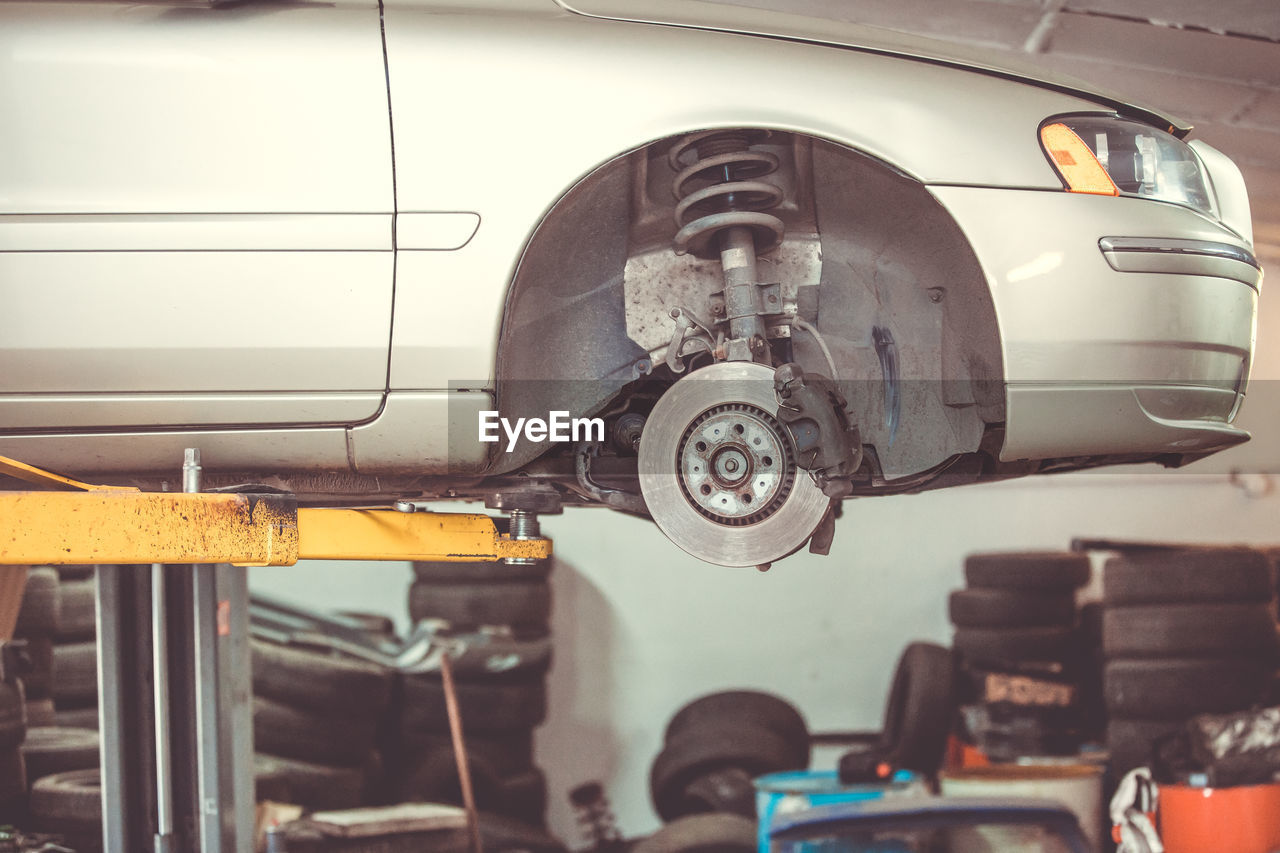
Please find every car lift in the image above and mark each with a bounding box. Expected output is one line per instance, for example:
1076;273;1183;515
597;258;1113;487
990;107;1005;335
0;450;552;853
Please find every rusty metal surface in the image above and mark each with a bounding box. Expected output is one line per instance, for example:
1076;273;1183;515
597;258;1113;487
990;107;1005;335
296;508;551;562
0;490;299;566
0;454;549;566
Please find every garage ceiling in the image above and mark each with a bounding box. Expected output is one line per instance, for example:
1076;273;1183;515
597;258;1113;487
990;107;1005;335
716;0;1280;262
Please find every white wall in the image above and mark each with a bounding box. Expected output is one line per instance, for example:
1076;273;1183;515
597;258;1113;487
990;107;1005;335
249;470;1280;844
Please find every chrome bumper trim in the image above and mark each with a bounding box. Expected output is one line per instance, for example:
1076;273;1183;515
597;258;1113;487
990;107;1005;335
1099;237;1261;289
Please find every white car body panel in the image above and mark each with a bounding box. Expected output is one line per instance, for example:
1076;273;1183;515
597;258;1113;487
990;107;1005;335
0;0;395;427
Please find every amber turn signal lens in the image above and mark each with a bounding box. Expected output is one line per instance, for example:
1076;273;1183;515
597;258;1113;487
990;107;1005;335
1041;122;1119;196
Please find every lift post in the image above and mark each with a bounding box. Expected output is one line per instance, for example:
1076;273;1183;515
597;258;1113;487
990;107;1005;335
0;451;552;852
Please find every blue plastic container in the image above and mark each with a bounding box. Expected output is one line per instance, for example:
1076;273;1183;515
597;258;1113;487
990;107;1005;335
754;769;924;853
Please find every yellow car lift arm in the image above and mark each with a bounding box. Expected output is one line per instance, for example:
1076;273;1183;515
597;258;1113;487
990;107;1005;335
0;454;551;566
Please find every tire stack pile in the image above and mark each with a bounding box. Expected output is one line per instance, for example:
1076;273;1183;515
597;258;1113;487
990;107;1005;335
1102;547;1278;778
0;670;27;824
388;559;554;825
13;567;59;728
6;566;103;848
252;638;396;811
50;566;99;730
949;551;1092;760
643;691;808;851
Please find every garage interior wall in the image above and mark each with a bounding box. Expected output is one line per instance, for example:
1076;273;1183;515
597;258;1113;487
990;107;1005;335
255;0;1280;843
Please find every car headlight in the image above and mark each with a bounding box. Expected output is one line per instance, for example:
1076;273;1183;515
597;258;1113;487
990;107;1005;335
1039;116;1218;219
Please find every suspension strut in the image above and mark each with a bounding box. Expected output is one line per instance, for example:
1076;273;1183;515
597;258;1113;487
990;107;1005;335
669;130;786;363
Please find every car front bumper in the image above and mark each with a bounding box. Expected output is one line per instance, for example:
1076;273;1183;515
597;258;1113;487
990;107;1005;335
929;186;1258;462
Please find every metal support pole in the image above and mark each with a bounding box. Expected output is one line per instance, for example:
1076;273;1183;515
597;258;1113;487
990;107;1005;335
186;447;254;852
188;449;227;852
97;564;130;853
97;562;158;852
153;555;175;853
220;560;255;847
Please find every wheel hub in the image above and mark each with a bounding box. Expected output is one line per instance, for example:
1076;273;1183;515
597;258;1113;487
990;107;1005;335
678;404;793;526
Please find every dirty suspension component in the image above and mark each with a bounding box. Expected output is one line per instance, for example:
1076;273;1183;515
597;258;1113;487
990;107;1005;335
670;130;787;363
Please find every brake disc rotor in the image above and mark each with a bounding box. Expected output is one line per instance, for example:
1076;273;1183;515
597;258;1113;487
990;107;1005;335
638;361;831;567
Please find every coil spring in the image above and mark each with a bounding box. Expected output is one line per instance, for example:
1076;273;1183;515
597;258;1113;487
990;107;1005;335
669;129;786;260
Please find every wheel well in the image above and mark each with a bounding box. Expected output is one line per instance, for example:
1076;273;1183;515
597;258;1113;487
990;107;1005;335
492;130;1004;480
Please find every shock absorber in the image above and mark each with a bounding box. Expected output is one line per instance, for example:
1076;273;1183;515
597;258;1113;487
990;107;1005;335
669;130;786;361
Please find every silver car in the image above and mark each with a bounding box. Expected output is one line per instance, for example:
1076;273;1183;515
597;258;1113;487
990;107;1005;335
0;0;1260;566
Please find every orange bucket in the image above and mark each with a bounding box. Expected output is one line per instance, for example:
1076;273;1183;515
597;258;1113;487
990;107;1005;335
1160;782;1280;853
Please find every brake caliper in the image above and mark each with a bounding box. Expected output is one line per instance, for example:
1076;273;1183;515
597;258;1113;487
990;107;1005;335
773;363;862;499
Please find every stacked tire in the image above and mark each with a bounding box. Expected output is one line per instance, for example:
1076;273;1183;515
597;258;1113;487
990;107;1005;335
0;676;27;824
950;551;1091;759
649;691;808;824
51;566;99;730
390;560;554;825
1102;547;1278;778
9;565;103;847
13;567;60;729
252;639;396;811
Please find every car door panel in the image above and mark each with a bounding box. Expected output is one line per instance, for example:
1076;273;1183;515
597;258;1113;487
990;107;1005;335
0;2;394;429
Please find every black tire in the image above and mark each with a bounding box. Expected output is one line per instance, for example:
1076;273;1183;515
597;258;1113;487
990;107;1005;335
633;813;756;853
880;642;955;774
408;580;551;636
1269;668;1280;707
252;753;366;811
650;726;800;822
953;627;1077;664
680;766;756;817
22;636;54;701
15;567;61;637
413;560;552;583
1103;604;1279;658
0;682;26;751
252;697;379;767
26;698;57;728
393;746;506;811
1103;548;1273;606
56;579;96;642
22;727;99;783
29;769;101;848
1107;718;1185;776
54;707;99;730
253;756;294;804
400;676;547;733
56;565;96;582
964;552;1090;592
664;690;809;767
0;746;24;803
399;730;534;777
1104;658;1272;717
498;767;547;826
948;589;1076;629
52;641;98;707
251;640;394;719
